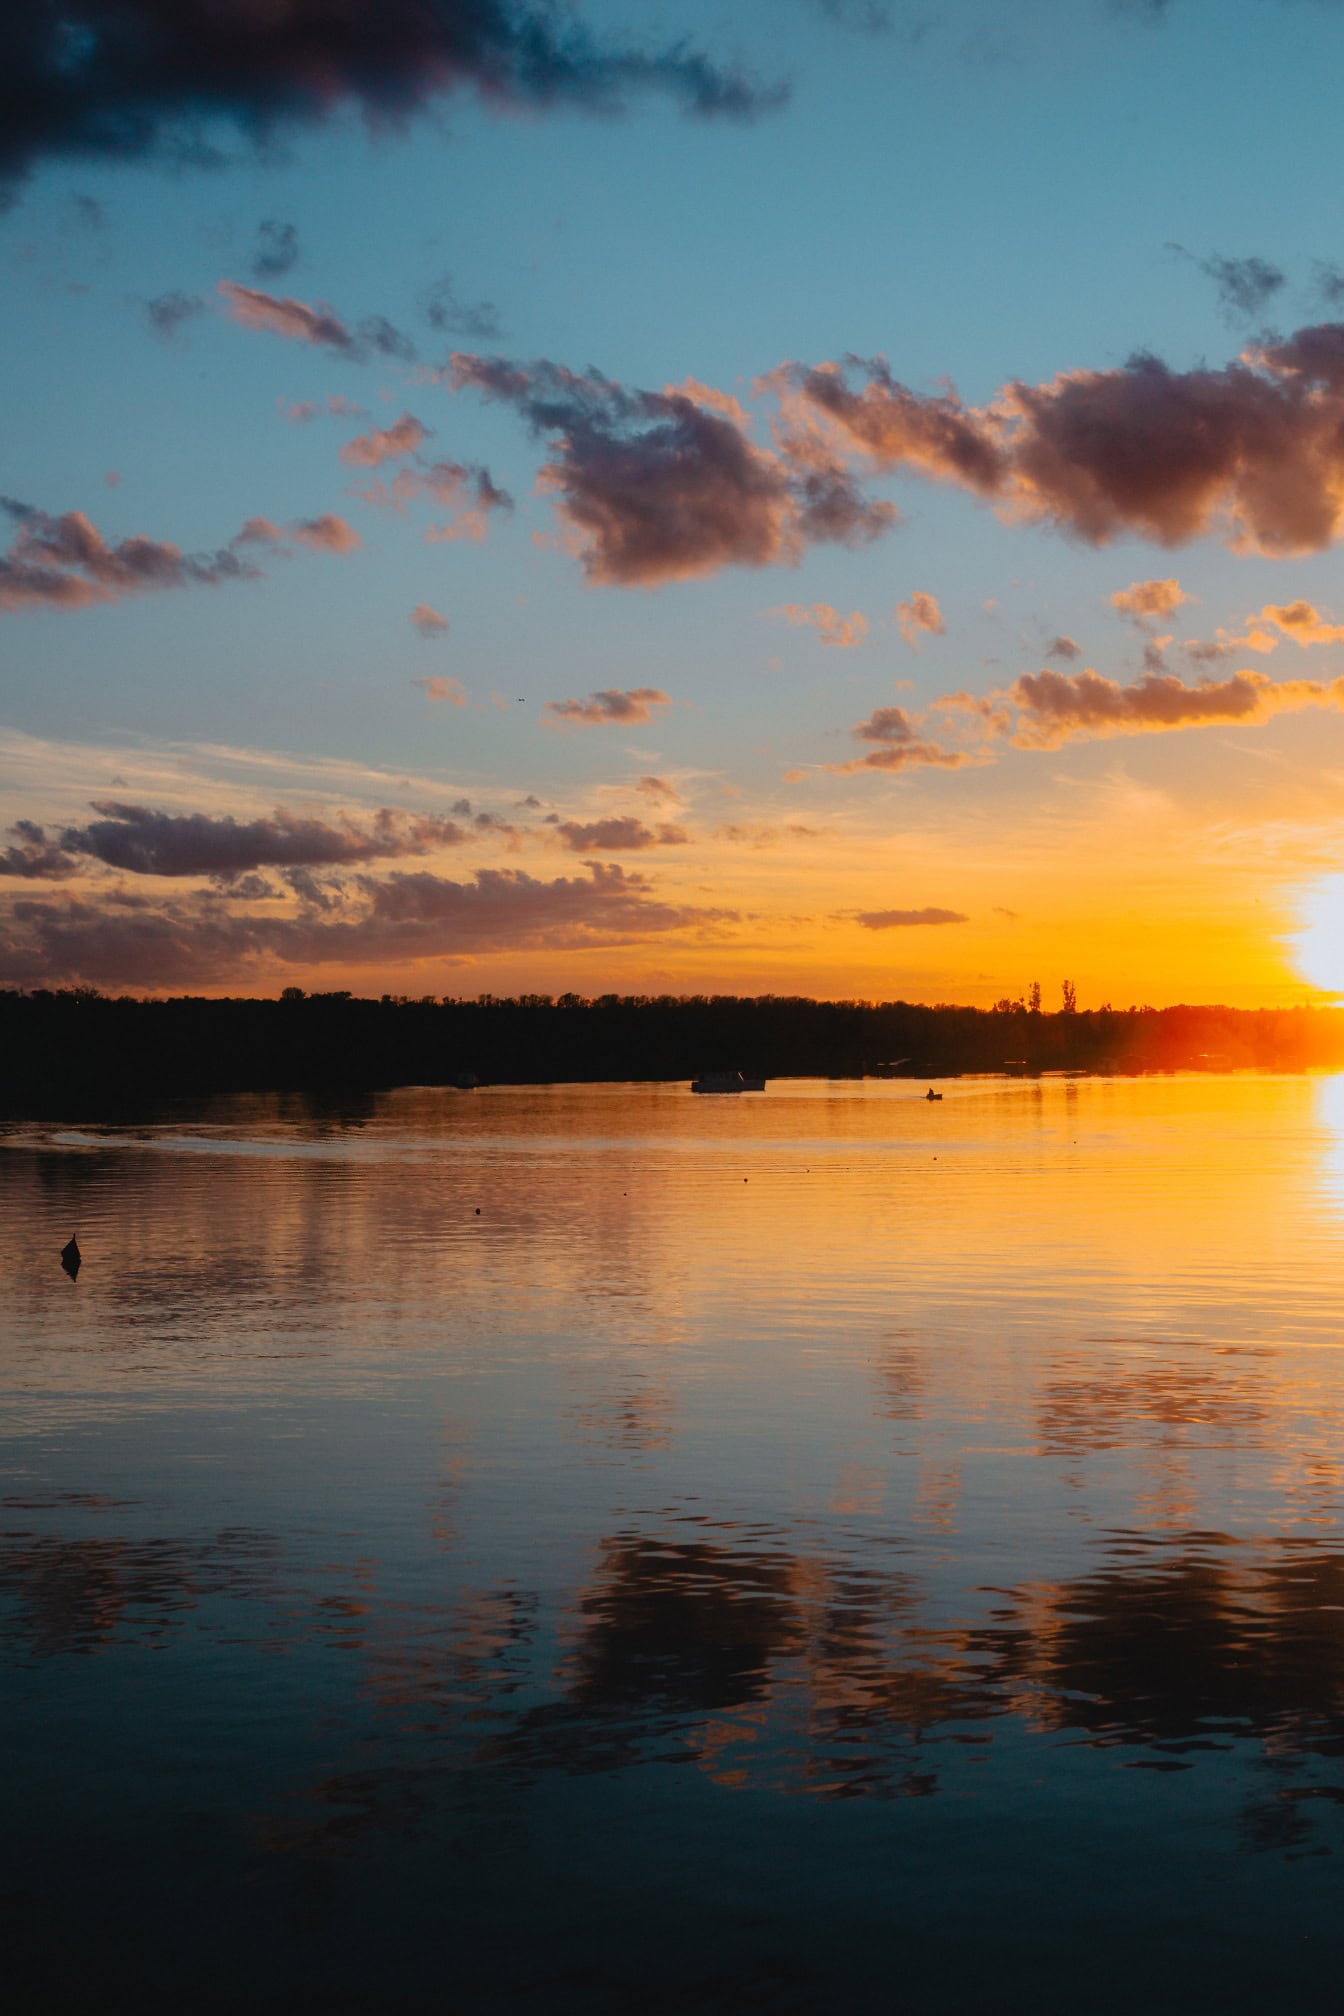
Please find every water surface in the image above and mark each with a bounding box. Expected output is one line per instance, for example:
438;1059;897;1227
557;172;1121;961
5;1075;1344;2012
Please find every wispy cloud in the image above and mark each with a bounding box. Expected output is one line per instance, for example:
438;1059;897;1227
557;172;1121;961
855;906;968;928
772;602;869;646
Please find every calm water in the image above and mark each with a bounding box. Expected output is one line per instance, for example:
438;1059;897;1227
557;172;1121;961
5;1075;1344;2013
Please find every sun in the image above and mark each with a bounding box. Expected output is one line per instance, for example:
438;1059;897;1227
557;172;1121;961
1293;876;1344;996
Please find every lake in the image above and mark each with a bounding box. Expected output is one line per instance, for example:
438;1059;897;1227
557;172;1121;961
5;1074;1344;2013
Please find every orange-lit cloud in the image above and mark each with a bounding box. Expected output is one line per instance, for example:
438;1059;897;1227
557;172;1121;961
1258;600;1344;646
340;413;429;467
895;589;945;645
357;461;511;542
773;602;869;646
291;514;360;553
414;675;466;703
782;325;1344;555
218;280;357;354
544;687;672;728
1110;577;1192;624
1002;665;1344;748
411;604;449;638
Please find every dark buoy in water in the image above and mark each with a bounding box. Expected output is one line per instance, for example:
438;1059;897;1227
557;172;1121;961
60;1233;81;1280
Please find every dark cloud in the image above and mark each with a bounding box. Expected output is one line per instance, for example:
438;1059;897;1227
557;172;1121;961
554;817;688;852
0;821;78;880
856;906;968;928
144;290;204;340
252;218;299;280
783;323;1344;555
0;862;722;988
1168;244;1285;325
422;273;502;341
0;2;782;207
452;354;896;585
358;313;417;363
0;497;259;611
545;687;672;727
1313;261;1344;308
54;801;471;878
821;703;973;776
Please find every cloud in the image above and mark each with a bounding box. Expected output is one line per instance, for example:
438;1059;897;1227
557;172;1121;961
415;675;466;704
278;394;365;425
1047;634;1081;659
0;2;783;205
855;906;968;928
358;459;512;541
451;354;896;585
544;687;672;728
772;602;868;646
253;220;299;280
0;863;721;988
554;818;688;852
411;604;450;638
217;279;356;354
51;801;470;878
782;323;1344;556
1168;244;1286;325
895;589;945;645
144;290;203;341
1000;665;1344;749
1256;600;1344;646
291;514;360;553
1110;577;1192;624
0;498;260;612
422;274;501;341
635;775;682;805
0;820;78;880
824;703;974;775
340;412;430;468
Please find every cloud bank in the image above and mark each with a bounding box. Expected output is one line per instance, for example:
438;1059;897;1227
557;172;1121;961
1;1;782;204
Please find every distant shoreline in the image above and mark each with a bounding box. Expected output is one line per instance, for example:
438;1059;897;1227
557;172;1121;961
5;989;1344;1118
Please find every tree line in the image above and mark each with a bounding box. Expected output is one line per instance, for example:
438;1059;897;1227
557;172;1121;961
4;986;1344;1115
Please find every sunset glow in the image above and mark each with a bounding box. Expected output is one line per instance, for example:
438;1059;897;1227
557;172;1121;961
6;1;1344;1007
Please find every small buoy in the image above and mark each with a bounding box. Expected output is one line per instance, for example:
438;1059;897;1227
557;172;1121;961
60;1233;81;1281
475;1207;481;1215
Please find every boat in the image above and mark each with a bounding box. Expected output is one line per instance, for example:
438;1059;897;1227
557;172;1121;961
925;1088;943;1102
691;1071;767;1094
60;1233;80;1280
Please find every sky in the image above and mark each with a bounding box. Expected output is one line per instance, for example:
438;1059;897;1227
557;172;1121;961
8;0;1344;1007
